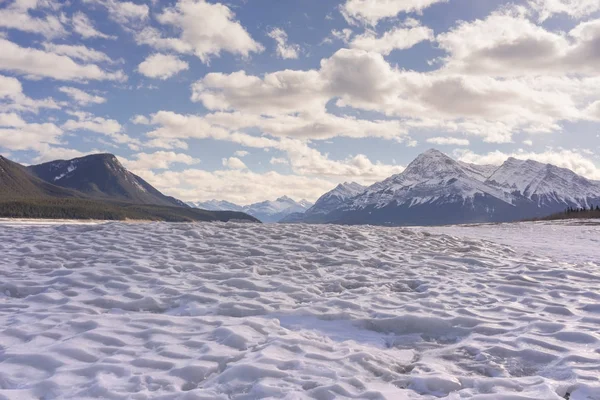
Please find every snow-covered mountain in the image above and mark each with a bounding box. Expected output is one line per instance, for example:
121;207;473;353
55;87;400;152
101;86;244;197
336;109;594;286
280;182;366;223
189;196;313;223
292;149;600;226
187;200;244;212
244;196;313;223
485;158;600;207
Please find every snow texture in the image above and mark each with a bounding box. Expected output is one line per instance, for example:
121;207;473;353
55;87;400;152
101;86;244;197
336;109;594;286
0;220;599;399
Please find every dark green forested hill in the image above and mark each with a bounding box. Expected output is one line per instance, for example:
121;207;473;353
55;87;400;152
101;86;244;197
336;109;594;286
0;154;259;223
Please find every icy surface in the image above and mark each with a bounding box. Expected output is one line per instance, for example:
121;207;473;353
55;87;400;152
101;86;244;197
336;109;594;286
0;221;599;399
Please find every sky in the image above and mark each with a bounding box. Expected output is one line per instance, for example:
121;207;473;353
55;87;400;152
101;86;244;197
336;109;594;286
1;0;600;204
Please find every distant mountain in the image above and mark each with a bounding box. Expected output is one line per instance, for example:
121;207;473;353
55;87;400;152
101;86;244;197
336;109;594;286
188;200;244;212
287;149;600;226
0;153;258;223
189;196;313;223
29;154;185;208
243;196;311;223
281;182;366;223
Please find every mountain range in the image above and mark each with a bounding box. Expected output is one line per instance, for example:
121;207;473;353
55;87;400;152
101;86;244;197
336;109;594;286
284;149;600;226
188;196;313;223
3;149;599;225
0;154;258;223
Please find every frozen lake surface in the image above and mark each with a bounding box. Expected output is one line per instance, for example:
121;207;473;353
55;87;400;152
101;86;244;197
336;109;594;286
0;220;599;399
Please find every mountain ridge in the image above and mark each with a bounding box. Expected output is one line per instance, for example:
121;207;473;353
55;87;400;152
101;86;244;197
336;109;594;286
189;196;313;223
0;153;258;223
284;149;600;226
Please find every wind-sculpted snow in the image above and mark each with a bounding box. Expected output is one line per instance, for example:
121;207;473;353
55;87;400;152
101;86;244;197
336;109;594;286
0;221;599;399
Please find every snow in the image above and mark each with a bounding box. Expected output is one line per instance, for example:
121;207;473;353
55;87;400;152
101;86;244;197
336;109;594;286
53;162;77;181
344;150;600;215
306;182;366;216
486;158;600;206
351;150;514;210
0;220;599;399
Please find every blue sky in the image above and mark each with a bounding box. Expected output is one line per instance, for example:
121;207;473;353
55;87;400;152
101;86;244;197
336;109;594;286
1;0;600;204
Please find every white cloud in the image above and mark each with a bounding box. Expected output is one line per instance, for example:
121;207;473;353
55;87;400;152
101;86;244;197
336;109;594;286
0;0;66;39
279;139;405;182
523;139;534;146
0;38;125;81
62;111;139;148
137;54;189;80
84;0;149;24
329;28;353;43
529;0;600;21
234;150;249;157
341;0;447;26
222;157;247;170
32;145;100;164
42;43;113;63
137;0;263;64
270;157;289;165
131;115;151;125
268;28;300;59
135;110;405;184
437;11;600;77
0;112;63;151
59;86;106;106
191;48;585;143
350;23;434;55
456;149;600;180
192;69;326;114
426;137;470;146
121;151;200;170
0;74;59;113
72;11;115;40
132;168;337;204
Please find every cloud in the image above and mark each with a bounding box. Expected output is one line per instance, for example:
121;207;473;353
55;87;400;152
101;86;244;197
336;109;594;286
0;0;66;39
222;157;247;170
456;149;600;180
270;157;288;165
529;0;600;21
341;0;447;26
137;54;189;80
59;86;106;106
42;43;113;63
121;151;200;170
523;139;534;146
0;74;59;113
437;10;600;77
192;69;326;114
191;47;586;143
0;112;63;151
328;28;353;44
234;150;249;157
137;0;263;64
131;115;151;125
137;168;336;204
0;38;125;81
31;145;100;164
72;11;115;40
83;0;149;24
135;110;405;184
350;23;434;55
279;139;405;182
426;137;470;146
268;28;300;59
62;111;140;148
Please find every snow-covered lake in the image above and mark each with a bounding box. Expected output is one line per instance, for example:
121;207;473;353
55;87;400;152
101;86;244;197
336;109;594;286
0;220;599;399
